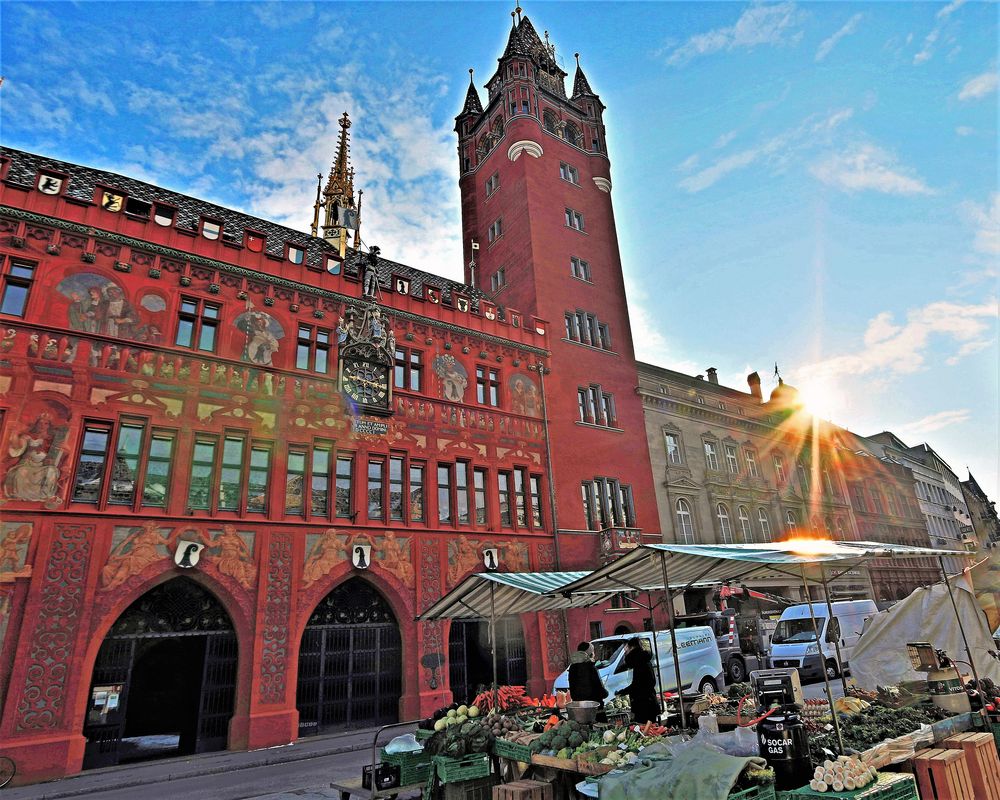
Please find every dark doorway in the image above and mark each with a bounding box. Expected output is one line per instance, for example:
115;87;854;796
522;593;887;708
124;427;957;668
448;617;526;705
82;578;238;769
296;578;402;736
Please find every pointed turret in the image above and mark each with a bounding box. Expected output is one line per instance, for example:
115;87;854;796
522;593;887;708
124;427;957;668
324;111;354;202
459;69;483;117
311;111;360;257
571;53;596;98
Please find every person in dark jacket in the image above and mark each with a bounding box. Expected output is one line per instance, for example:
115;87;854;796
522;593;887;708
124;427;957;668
569;641;608;723
616;638;660;724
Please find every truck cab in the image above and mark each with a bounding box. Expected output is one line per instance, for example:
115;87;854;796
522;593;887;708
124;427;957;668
674;609;763;684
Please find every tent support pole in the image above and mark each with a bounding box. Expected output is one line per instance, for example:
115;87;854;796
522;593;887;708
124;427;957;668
489;580;498;711
646;590;666;717
819;565;850;696
800;568;844;755
939;556;987;723
659;551;688;730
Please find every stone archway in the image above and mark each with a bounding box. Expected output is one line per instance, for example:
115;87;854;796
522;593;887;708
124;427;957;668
82;577;238;769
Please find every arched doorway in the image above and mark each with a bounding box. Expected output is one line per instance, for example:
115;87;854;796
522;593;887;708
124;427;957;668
296;578;402;735
448;617;526;705
82;577;238;769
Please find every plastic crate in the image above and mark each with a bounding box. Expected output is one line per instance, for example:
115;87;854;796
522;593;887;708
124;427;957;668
990;722;1000;752
415;727;434;742
433;753;491;784
361;763;400;791
442;774;498;800
729;785;777;800
493;737;532;762
381;747;432;785
782;772;917;800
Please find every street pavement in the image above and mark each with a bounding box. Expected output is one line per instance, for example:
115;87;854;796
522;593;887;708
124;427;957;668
6;679;843;800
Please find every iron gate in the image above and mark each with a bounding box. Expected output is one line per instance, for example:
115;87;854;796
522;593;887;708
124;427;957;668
82;578;238;769
448;617;527;705
296;578;401;735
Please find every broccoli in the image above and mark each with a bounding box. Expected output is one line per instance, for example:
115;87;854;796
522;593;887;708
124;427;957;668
568;732;584;748
551;735;568;751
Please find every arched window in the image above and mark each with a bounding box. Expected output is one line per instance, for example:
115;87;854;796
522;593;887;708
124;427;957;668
675;498;695;544
785;509;797;532
757;509;772;542
716;503;733;544
835;517;847;541
543;110;559;135
563;122;582;147
738;506;753;543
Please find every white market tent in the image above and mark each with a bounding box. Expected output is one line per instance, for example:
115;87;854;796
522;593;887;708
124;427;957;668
549;540;971;744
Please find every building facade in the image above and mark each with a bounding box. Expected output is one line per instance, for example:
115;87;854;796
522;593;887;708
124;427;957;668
637;363;942;606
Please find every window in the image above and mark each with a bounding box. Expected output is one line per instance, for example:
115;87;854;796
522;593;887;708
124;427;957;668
784;509;798;532
577;384;615;426
474;468;488;525
676;499;695;544
581;478;635;530
296;325;330;373
410;463;425;522
485;173;499;197
218;435;246;511
870;489;884;515
886;491;898;516
335;454;354;518
126;198;152;218
72;423;112;503
797;463;809;492
665;433;682;465
491;267;506;292
513;467;528;526
850;483;868;513
108;421;145;506
287;245;305;265
367;458;385;521
754;508;771;542
822;467;835;497
476;366;500;406
725;444;740;474
717;504;733;543
704;441;720;471
563;122;582;147
530;475;543;528
564;311;611;350
247;445;271;513
187;437;217;511
0;260;35;317
286;448;307;515
559;162;580;184
570;256;591;281
498;471;512;527
744;449;759;477
175;298;220;352
738;506;753;543
142;431;175;507
564;208;584;231
438;464;453;524
773;454;786;483
388;456;404;521
456;462;470;525
394;347;423;391
487;218;503;243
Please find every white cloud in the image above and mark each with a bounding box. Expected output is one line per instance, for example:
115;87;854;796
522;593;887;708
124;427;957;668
914;0;967;64
958;69;999;101
801;298;999;382
663;2;805;66
810;143;933;195
678;107;854;192
623;276;701;373
714;129;739;149
251;1;315;29
955;126;975;136
896;409;971;436
815;13;864;62
961;193;1000;255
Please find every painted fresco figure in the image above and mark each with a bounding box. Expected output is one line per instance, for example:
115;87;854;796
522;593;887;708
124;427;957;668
101;520;171;589
0;524;32;573
212;524;256;588
3;413;67;502
99;285;139;338
244;313;279;366
433;354;468;403
68;288;101;333
381;532;413;585
303;528;347;586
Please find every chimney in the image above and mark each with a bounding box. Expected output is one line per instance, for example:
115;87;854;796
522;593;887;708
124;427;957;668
747;371;762;401
706;367;718;385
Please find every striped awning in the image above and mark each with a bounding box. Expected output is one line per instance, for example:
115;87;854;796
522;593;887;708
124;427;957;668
417;571;617;621
551;540;966;597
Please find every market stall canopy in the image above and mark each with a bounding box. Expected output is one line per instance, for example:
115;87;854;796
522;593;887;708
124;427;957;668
550;541;968;598
417;571;616;621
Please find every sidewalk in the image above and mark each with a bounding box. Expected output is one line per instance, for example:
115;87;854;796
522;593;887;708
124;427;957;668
3;726;396;800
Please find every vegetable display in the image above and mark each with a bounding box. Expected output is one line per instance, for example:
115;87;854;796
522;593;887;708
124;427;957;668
424;718;494;759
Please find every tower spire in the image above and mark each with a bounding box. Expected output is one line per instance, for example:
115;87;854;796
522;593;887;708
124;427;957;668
571;52;599;100
459;68;483;116
317;111;360;257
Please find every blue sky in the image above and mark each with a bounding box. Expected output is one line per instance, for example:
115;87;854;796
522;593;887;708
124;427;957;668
1;1;997;497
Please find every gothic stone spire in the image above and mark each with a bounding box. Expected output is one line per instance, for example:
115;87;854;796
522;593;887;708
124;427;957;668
460;69;483;116
324;111;355;201
571;53;596;98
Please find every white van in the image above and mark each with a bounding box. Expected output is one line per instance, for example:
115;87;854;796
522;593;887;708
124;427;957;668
553;627;725;697
769;600;877;682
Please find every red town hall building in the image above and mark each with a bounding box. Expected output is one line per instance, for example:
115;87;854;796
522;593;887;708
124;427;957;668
0;14;660;784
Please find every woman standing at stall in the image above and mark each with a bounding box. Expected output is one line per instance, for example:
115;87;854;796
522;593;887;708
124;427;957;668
568;641;608;721
616;638;660;724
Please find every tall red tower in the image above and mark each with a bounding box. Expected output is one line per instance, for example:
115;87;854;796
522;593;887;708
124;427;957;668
456;13;660;609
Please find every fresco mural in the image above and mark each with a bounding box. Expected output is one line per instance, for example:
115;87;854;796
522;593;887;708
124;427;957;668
2;401;71;504
509;373;541;417
432;354;468;403
56;273;162;343
234;310;283;366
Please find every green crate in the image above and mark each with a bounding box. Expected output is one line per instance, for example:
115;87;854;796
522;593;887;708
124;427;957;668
381;748;432;785
730;785;777;800
493;737;532;762
432;753;491;784
990;721;1000;752
415;727;434;742
783;772;916;800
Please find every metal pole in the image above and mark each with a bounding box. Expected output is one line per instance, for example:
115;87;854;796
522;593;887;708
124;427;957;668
801;568;844;755
939;556;987;723
819;565;850;697
646;590;666;717
489;579;498;712
659;551;688;729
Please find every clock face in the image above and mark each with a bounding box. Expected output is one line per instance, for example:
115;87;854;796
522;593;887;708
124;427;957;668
342;360;389;409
